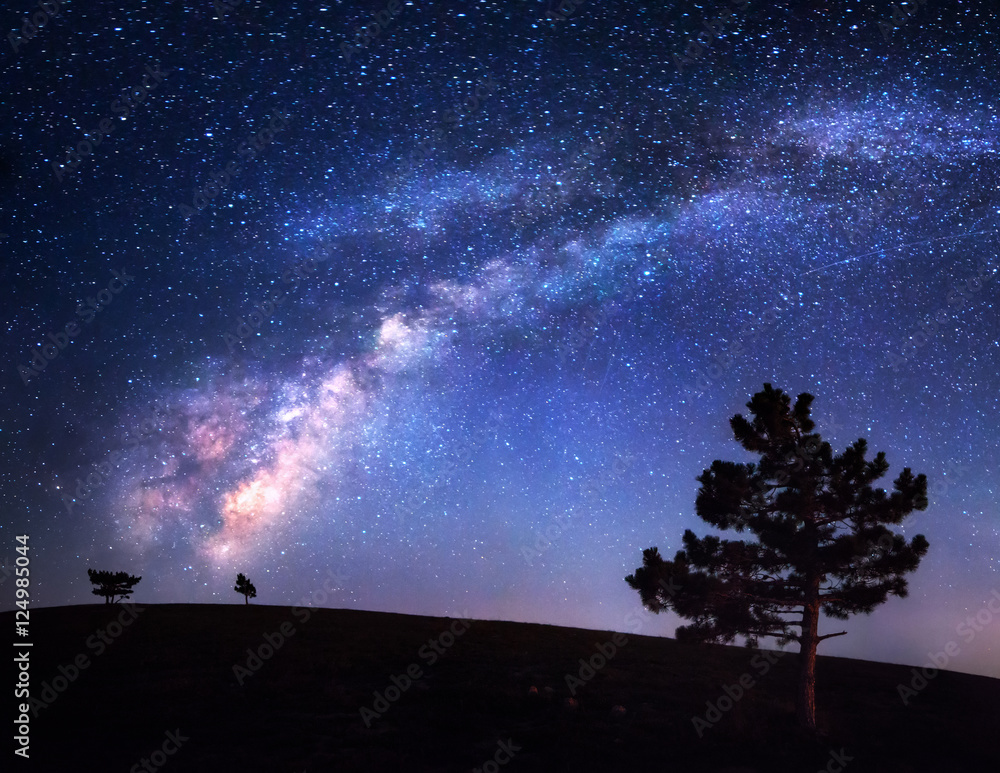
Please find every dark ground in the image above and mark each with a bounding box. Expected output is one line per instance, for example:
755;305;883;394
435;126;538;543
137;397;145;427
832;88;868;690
5;604;998;772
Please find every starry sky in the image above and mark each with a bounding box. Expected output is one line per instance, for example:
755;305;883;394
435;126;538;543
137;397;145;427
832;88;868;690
1;0;998;678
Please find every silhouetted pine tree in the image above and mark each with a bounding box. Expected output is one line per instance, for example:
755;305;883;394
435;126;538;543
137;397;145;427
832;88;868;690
626;383;929;731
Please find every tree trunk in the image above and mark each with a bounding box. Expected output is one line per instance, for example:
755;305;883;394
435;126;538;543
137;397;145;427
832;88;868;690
244;595;248;605
796;580;821;731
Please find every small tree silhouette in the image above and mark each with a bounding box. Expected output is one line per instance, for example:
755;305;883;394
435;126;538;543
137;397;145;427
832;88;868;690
234;573;257;604
87;569;142;605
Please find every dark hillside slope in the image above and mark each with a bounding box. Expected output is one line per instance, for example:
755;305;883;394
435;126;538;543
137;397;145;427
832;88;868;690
5;604;997;772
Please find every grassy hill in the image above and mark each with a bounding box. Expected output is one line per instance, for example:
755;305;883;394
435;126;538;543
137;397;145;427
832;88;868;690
5;603;998;772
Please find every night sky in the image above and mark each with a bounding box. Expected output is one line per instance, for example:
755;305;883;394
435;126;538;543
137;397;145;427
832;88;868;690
2;0;998;679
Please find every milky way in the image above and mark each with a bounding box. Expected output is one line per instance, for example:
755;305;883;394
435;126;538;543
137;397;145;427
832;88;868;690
2;0;998;677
